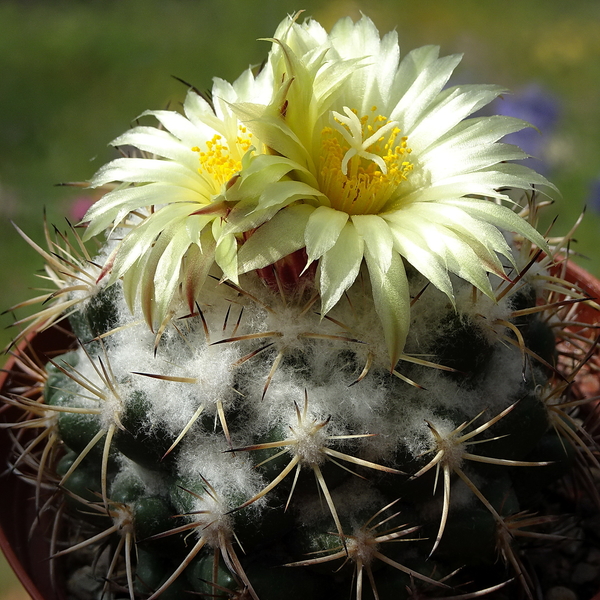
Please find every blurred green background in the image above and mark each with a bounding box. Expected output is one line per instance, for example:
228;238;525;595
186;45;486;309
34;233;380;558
1;0;600;597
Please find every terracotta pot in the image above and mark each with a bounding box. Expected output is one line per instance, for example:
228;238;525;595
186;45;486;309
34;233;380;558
1;264;599;600
0;325;74;600
565;262;600;600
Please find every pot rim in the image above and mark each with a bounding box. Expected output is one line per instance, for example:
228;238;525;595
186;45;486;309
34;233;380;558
1;340;49;600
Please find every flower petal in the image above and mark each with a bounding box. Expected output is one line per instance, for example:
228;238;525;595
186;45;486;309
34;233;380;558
395;164;553;208
305;206;349;264
363;249;410;366
213;221;239;284
390;52;462;133
407;84;506;153
182;231;217;312
91;157;204;192
237;204;314;273
110;204;198;282
141;106;216;147
408;219;496;298
444;197;550;254
230;154;311;201
385;221;454;302
234;101;311;166
135;222;183;328
402;202;515;265
257;180;326;212
83;183;202;238
351;214;394;275
319;221;364;315
110;126;199;170
154;226;197;324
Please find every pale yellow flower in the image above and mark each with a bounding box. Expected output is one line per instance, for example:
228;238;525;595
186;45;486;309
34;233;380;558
83;66;274;328
225;15;552;364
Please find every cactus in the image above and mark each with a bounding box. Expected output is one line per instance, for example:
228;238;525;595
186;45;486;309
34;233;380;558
3;13;600;600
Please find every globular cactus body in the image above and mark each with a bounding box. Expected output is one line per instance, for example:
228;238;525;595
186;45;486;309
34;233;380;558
8;248;588;600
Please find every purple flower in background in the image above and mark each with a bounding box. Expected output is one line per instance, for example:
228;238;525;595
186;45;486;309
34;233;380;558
587;177;600;213
494;84;560;174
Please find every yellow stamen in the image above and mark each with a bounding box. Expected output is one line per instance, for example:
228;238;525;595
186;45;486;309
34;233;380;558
192;127;252;194
319;107;413;215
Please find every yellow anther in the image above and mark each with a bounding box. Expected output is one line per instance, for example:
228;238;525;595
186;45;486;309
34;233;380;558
191;126;252;193
319;108;413;215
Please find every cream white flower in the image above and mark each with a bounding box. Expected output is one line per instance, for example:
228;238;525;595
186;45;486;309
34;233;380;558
226;15;553;365
83;65;274;329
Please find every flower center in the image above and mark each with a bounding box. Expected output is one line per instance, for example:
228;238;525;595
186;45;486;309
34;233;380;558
192;127;252;194
318;106;413;215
